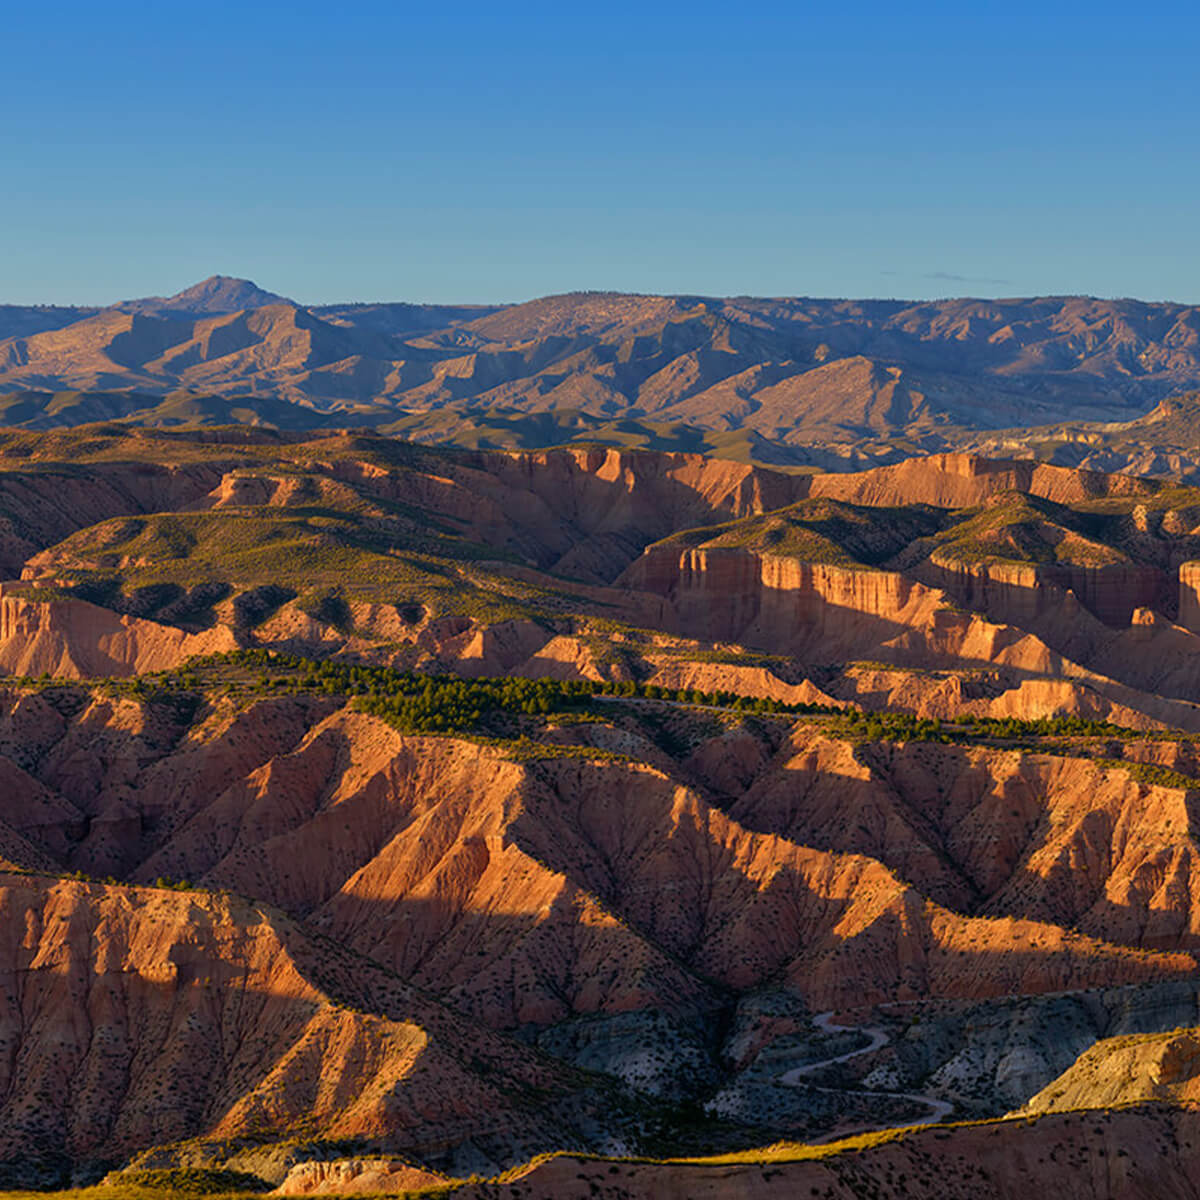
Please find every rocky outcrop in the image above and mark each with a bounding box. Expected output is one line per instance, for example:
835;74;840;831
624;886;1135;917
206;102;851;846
1178;561;1200;632
827;666;1170;729
642;660;847;707
1019;1028;1200;1115
274;1158;449;1194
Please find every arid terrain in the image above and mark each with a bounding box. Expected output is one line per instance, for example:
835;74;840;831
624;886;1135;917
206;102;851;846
4;284;1200;1197
8;278;1200;474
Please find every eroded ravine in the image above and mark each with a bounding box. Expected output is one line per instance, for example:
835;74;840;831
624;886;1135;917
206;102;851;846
778;1010;954;1140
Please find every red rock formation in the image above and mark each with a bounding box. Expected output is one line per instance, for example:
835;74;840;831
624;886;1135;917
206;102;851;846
0;585;236;678
0;694;1189;1027
0;874;584;1170
274;1158;450;1194
807;453;1159;510
1178;561;1200;632
916;556;1166;628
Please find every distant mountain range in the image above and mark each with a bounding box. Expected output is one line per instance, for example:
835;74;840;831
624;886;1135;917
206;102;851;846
4;277;1200;465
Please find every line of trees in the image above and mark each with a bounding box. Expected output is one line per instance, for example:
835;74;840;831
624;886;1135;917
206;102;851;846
202;649;839;734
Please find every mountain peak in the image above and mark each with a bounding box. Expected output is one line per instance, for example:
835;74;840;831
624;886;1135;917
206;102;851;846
168;275;289;310
115;275;293;316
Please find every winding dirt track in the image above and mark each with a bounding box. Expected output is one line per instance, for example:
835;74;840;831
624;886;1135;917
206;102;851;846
779;1011;954;1139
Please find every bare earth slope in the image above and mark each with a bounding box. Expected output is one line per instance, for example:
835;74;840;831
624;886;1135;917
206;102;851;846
0;873;606;1185
447;1108;1200;1200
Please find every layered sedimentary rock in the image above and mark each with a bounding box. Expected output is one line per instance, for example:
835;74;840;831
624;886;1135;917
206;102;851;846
621;548;942;659
916;556;1167;629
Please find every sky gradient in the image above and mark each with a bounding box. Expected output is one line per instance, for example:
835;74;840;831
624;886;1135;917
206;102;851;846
4;0;1199;306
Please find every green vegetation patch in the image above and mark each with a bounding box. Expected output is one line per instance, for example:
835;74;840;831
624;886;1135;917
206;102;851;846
1092;758;1199;791
201;649;838;736
924;492;1132;568
36;506;585;628
645;498;941;567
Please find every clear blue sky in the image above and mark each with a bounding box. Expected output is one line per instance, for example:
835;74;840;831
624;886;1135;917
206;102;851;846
4;0;1198;306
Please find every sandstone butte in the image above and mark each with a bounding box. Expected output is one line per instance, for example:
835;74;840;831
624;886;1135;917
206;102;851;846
1;432;1200;1192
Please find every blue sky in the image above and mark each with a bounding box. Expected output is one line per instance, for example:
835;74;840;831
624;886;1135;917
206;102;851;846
3;0;1198;305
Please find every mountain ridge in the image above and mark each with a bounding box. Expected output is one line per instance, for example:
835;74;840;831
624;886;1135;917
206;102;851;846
4;283;1200;447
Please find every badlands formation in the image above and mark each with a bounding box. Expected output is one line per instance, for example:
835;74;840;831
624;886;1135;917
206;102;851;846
4;421;1200;1195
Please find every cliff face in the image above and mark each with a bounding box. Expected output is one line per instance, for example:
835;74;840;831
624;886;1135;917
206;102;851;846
1178;561;1200;632
619;541;1200;729
0;585;236;677
917;556;1167;629
807;452;1160;509
621;547;942;660
621;545;1067;682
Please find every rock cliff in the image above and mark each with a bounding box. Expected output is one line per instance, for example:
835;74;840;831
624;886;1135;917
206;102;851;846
0;585;236;677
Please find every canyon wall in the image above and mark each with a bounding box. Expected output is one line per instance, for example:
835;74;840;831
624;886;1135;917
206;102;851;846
916;556;1167;628
621;546;941;661
807;452;1160;509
